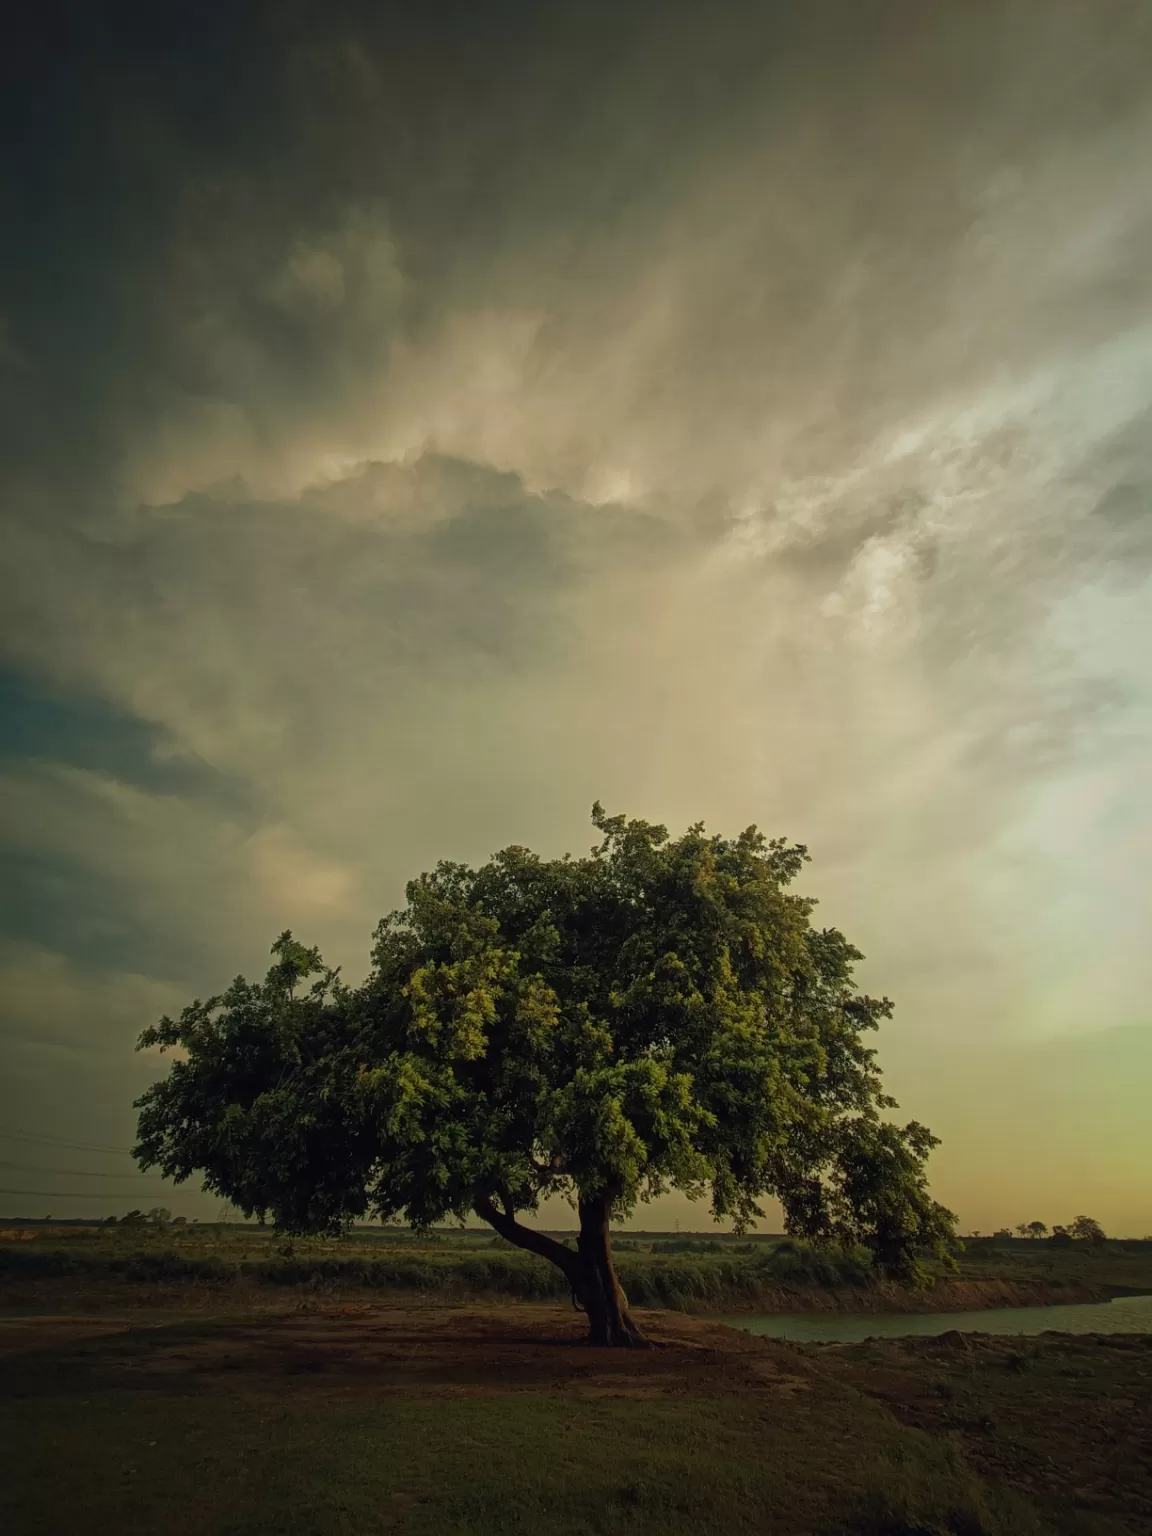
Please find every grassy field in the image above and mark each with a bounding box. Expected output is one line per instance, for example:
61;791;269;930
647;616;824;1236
3;1227;1150;1533
950;1234;1152;1286
822;1329;1152;1534
0;1223;880;1311
6;1298;1138;1536
3;1222;1151;1314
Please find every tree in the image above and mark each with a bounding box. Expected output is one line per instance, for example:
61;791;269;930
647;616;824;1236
146;1206;172;1227
135;806;956;1346
122;1209;146;1225
1025;1221;1048;1239
1050;1225;1073;1247
1069;1215;1106;1245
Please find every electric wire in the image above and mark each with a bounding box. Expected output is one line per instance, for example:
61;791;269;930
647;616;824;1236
0;1160;170;1180
0;1128;134;1155
0;1187;174;1200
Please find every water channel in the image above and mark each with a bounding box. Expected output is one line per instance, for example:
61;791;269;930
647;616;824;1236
723;1291;1152;1343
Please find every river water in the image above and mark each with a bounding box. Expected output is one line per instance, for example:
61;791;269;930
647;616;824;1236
723;1292;1152;1343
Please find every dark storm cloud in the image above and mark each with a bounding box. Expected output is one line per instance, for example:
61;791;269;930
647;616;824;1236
6;1;1144;502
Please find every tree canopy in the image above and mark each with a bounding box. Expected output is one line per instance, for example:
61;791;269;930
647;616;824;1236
1068;1215;1106;1244
135;806;955;1344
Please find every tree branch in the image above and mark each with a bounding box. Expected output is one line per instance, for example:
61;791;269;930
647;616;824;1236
475;1196;580;1278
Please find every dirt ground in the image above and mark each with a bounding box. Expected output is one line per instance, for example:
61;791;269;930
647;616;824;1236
0;1302;812;1399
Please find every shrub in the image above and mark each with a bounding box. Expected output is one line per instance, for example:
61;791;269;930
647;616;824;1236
0;1248;231;1283
754;1239;876;1289
0;1230;892;1307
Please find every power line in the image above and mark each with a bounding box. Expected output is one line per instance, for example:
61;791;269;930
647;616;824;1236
0;1128;134;1156
0;1187;176;1200
0;1160;171;1181
0;1128;135;1154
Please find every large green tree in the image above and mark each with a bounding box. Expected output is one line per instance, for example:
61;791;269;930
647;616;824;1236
135;807;955;1345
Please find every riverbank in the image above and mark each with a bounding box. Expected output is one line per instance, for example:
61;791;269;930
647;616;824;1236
708;1275;1152;1315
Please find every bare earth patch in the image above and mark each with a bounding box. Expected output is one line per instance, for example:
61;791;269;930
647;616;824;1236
5;1302;812;1400
0;1316;143;1357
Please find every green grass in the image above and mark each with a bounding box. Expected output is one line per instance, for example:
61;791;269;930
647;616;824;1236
0;1325;1042;1535
3;1224;1150;1314
950;1236;1152;1291
0;1225;881;1312
823;1331;1152;1535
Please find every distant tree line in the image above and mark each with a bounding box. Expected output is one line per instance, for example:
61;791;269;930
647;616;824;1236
102;1207;187;1228
968;1216;1108;1244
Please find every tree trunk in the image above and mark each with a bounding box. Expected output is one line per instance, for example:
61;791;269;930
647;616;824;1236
474;1193;649;1347
575;1195;649;1347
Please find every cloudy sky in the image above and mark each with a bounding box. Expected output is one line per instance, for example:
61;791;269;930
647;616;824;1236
2;0;1150;1233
